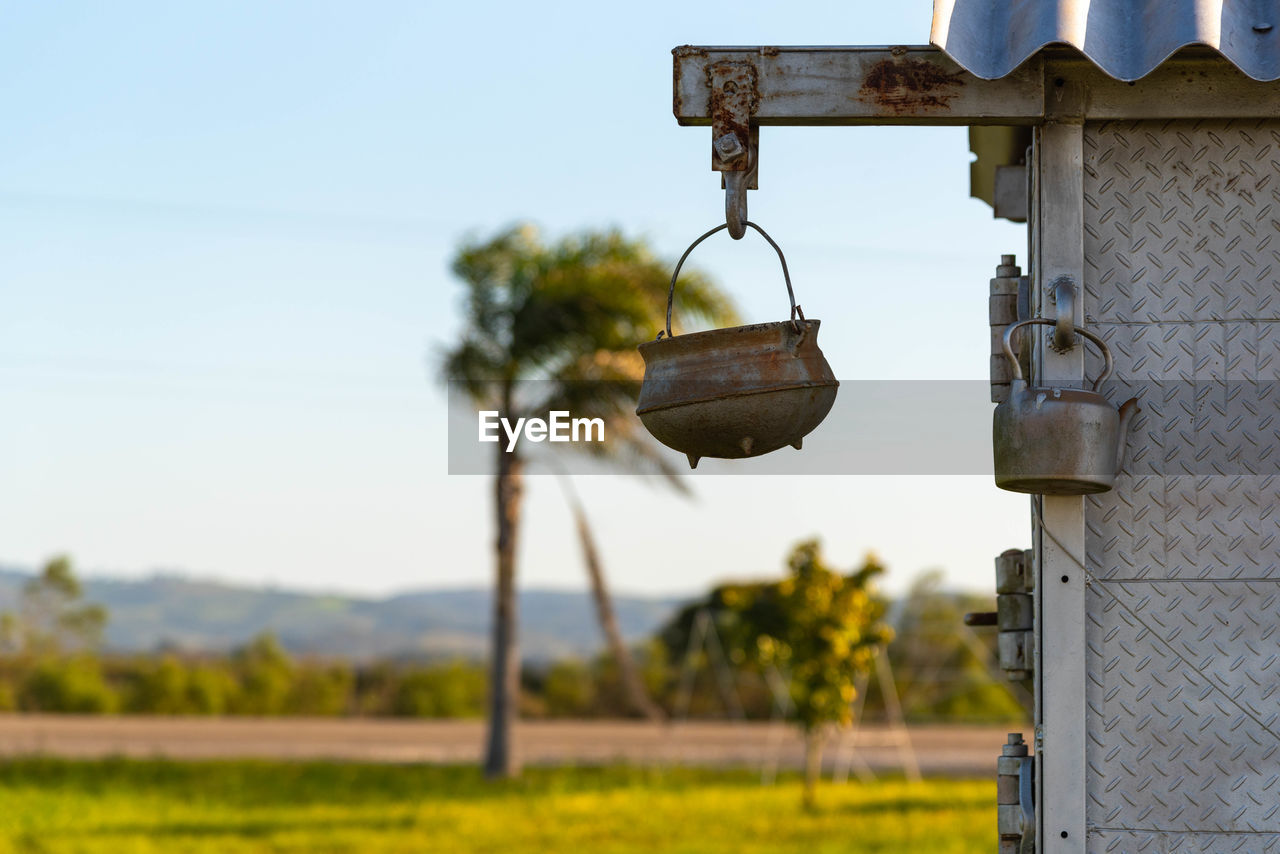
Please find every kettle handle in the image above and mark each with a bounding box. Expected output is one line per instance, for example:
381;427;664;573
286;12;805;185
664;221;802;339
1003;318;1114;391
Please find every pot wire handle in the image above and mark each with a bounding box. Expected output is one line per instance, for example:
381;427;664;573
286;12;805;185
663;221;801;339
1002;317;1114;391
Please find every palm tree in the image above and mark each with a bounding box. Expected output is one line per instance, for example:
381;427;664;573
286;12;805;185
442;224;737;779
556;472;665;722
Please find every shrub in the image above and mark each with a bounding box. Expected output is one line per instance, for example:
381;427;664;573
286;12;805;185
541;660;595;717
392;662;486;718
229;634;294;715
286;664;353;716
20;656;118;713
125;655;192;714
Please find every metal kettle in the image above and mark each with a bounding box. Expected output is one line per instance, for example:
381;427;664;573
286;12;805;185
993;318;1140;495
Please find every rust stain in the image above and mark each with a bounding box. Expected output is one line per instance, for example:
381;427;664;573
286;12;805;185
673;91;683;117
708;62;757;171
673;58;683;117
858;57;966;113
672;45;708;59
758;46;780;57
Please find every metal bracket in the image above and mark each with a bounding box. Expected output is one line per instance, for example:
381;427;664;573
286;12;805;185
709;61;758;239
1019;755;1036;854
1048;275;1077;352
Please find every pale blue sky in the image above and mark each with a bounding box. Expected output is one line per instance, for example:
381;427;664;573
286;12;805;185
1;1;1029;598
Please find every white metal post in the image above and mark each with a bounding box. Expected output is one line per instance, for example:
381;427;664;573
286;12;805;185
1034;112;1087;852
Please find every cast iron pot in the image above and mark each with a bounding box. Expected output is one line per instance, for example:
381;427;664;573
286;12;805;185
636;222;838;469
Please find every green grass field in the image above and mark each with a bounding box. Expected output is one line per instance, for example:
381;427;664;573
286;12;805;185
0;760;994;854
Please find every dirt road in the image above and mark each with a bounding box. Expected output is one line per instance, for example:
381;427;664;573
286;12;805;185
0;716;1016;776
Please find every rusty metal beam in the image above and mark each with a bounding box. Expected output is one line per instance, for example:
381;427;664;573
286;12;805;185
674;46;1280;127
673;46;1045;127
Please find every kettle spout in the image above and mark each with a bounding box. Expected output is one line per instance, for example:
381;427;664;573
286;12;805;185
1114;397;1141;473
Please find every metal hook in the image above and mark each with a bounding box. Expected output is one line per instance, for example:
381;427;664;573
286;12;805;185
720;125;757;240
725;172;748;239
1051;276;1078;351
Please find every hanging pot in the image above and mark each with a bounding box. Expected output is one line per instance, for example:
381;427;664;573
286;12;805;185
636;222;838;469
993;318;1140;495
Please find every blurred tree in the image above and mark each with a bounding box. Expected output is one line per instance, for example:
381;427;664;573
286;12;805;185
540;659;595;717
557;473;665;721
658;581;759;660
656;582;776;720
721;540;891;809
637;640;671;706
885;571;1027;723
351;661;397;716
229;633;294;715
1;556;107;656
661;572;1029;725
19;656;117;713
286;662;353;716
441;224;736;778
126;655;192;714
185;663;238;715
392;661;486;718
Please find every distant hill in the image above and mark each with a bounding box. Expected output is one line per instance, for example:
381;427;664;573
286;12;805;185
0;568;684;663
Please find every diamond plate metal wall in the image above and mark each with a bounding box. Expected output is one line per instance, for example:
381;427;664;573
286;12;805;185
1081;119;1280;851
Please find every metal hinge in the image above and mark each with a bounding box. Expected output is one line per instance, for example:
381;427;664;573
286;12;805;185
998;733;1036;854
963;548;1035;681
990;256;1031;403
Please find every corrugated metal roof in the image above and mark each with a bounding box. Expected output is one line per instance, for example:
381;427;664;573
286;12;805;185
931;0;1280;81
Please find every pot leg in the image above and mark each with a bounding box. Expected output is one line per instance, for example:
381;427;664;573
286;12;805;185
686;454;700;469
